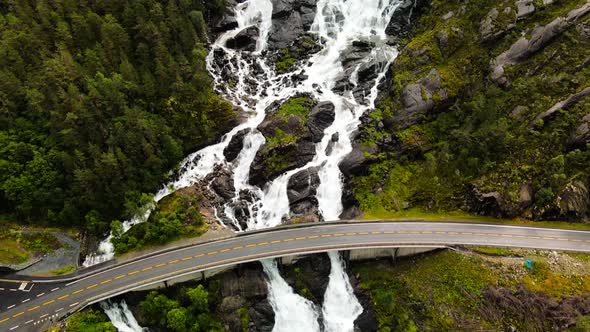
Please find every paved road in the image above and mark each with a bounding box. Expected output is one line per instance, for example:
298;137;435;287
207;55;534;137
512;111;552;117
2;221;590;331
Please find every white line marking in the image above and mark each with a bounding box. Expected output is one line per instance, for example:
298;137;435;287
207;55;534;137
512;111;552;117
39;314;48;319
18;283;27;291
9;289;16;291
51;287;59;292
0;288;4;290
7;305;15;309
37;293;45;297
22;298;30;303
55;307;63;312
25;320;33;324
9;326;19;331
69;302;79;307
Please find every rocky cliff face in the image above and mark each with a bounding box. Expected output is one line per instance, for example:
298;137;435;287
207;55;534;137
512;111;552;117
350;0;590;222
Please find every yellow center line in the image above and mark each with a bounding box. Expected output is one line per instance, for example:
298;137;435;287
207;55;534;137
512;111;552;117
27;306;40;312
307;235;319;239
372;231;383;235
194;254;205;258
271;240;282;244
321;234;332;237
358;232;370;235
220;249;231;253
43;300;55;306
571;239;583;242
246;244;257;248
333;233;344;236
0;317;9;323
501;234;514;237
461;232;474;235
87;283;98;289
72;289;84;295
115;274;126;280
128;271;140;276
142;267;153;271
258;242;269;246
12;312;23;318
542;237;553;240
557;238;569;241
295;237;306;240
58;294;69;300
383;231;396;234
169;260;180;264
208;251;218;255
100;279;113;285
182;256;193;261
421;231;433;234
232;246;244;250
345;232;357;236
155;263;167;268
283;238;294;242
585;240;590;243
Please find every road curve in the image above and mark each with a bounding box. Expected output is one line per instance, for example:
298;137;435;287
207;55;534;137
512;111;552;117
3;221;590;331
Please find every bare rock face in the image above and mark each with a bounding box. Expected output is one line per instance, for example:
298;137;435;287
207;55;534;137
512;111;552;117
568;113;590;148
387;68;449;130
490;2;590;85
287;167;320;218
516;0;535;18
267;0;318;50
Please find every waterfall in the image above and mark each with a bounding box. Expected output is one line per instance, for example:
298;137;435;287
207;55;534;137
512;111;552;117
85;0;405;330
100;300;146;332
261;259;321;331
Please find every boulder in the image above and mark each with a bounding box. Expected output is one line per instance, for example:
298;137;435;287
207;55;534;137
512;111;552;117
224;129;250;162
568;113;590;148
210;170;235;200
283;254;331;304
556;179;590;220
220;264;269;298
519;183;534;209
307;102;335;142
339;143;379;177
389;68;449;130
226;26;260;51
465;184;516;219
287;167;320;205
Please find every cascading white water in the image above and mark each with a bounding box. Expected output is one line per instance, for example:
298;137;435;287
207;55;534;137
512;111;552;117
86;0;405;330
100;300;146;332
261;259;321;331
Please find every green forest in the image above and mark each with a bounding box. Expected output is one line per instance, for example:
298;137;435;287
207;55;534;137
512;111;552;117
0;0;233;235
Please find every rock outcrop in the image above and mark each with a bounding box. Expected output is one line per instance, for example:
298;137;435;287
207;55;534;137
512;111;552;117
224;129;250;162
226;26;260;51
529;87;590;129
569;113;590;148
491;2;590;85
267;0;318;50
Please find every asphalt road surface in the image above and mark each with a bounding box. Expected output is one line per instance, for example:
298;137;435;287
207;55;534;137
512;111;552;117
3;221;590;331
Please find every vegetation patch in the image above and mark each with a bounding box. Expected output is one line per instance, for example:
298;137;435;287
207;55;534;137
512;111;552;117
355;249;590;331
112;193;207;255
66;309;115;332
52;265;75;276
0;227;61;265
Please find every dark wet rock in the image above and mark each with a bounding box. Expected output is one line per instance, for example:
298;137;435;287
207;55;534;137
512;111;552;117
267;0;318;50
283;254;331;304
340;206;362;220
339;143;379;177
226;26;260;51
491;2;590;85
351;272;378;332
210;170;235;200
307;102;335;142
287;167;321;217
224;129;250;162
568;113;590;148
529;87;590;129
386;0;430;44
